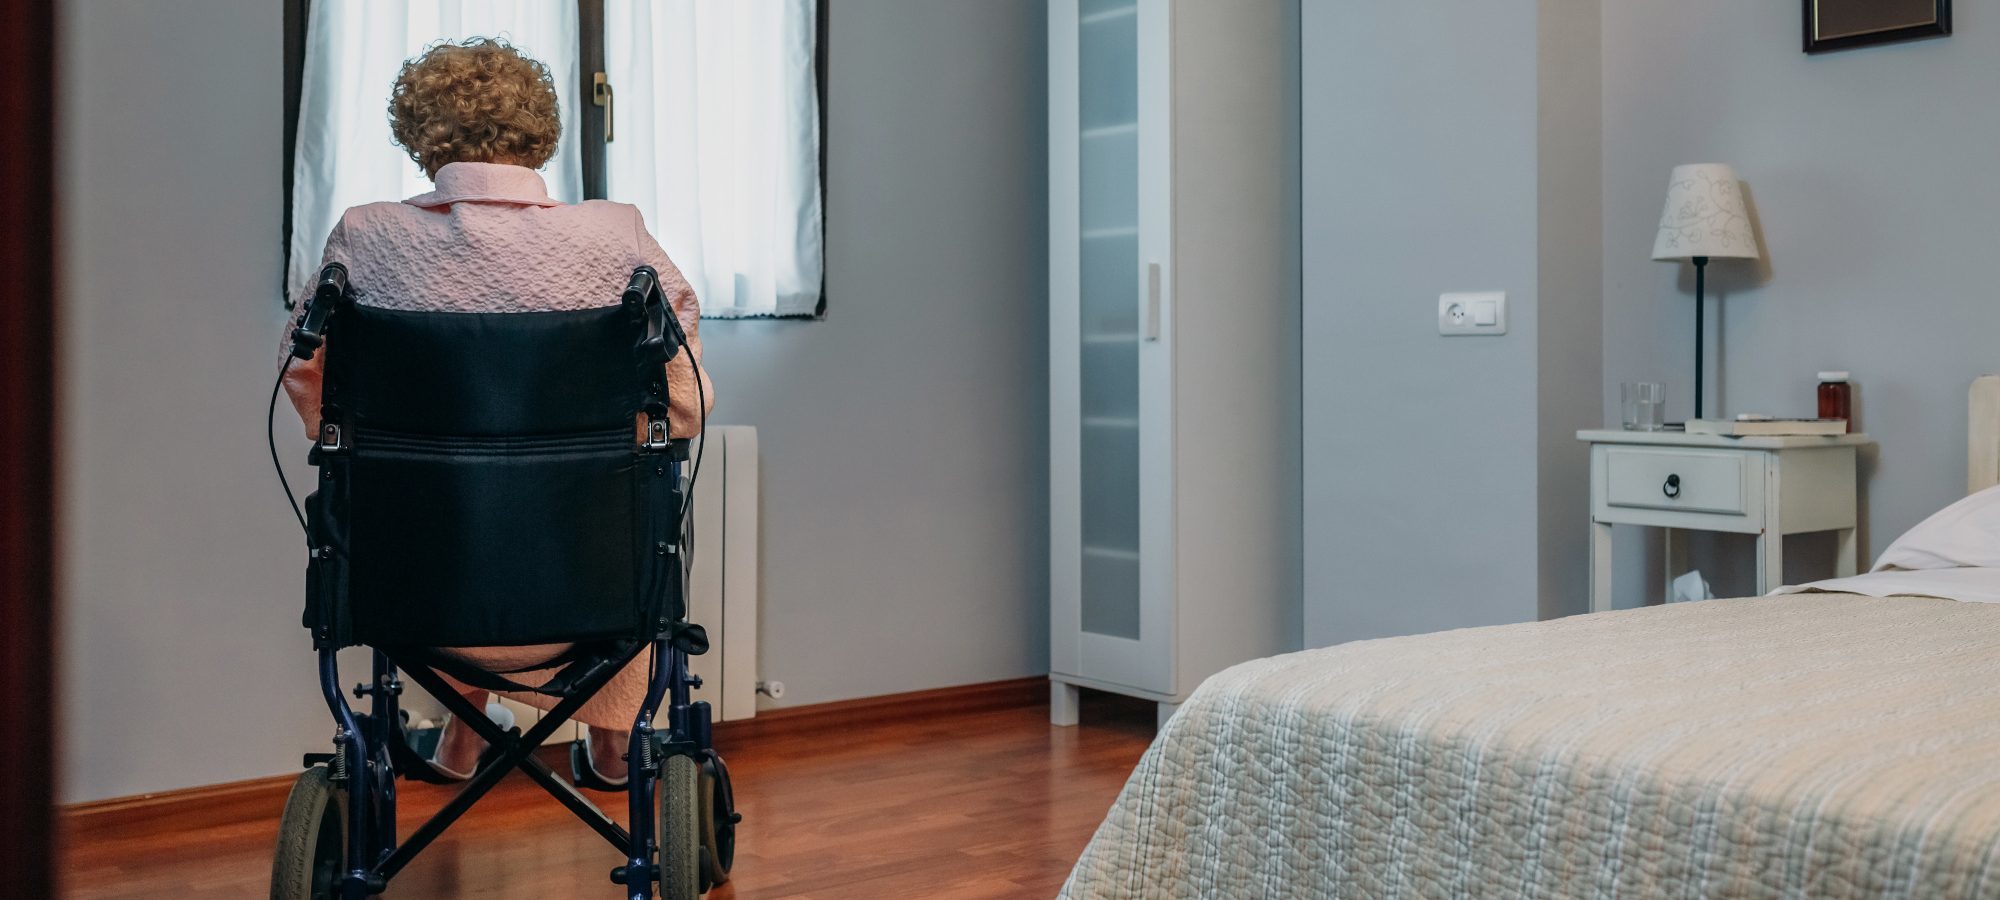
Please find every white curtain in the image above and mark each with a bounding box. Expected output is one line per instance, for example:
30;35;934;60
288;1;582;302
291;1;823;318
606;0;824;318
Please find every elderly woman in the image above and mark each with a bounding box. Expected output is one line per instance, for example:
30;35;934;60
283;38;712;785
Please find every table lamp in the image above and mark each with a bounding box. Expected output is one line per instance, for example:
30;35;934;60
1652;163;1761;420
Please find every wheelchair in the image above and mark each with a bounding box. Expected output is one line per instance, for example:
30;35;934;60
267;263;738;900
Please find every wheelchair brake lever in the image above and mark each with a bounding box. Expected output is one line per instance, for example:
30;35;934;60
641;303;682;364
626;266;683;364
291;262;348;359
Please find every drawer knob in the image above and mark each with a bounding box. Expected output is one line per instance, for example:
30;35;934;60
1663;474;1681;498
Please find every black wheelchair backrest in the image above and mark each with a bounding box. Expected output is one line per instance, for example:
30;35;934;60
303;271;685;650
325;303;656;436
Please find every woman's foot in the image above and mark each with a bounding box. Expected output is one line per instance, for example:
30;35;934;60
586;727;630;783
433;714;486;778
430;698;515;779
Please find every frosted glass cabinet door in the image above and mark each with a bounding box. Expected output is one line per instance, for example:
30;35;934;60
1076;0;1140;642
1049;0;1172;695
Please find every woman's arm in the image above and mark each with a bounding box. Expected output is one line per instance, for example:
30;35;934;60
279;215;351;439
632;209;716;438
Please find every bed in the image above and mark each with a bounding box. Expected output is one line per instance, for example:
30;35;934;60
1060;379;2000;899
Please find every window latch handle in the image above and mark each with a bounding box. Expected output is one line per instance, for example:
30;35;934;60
593;72;614;143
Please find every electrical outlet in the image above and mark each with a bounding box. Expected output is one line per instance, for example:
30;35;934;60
1439;291;1506;336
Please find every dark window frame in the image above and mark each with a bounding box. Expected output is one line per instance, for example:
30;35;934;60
1803;0;1951;53
282;0;829;318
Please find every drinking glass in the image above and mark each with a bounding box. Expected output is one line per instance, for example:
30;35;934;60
1622;382;1665;431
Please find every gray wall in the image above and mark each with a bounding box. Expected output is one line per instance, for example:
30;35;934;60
1302;0;1600;645
1601;2;1998;600
57;0;311;803
1304;0;1990;625
698;0;1050;706
57;0;1048;803
1536;0;1603;621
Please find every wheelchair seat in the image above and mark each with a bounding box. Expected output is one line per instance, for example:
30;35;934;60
271;264;735;900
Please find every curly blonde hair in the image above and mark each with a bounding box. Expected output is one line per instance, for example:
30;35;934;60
389;38;561;177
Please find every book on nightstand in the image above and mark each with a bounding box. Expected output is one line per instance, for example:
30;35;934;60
1684;417;1847;437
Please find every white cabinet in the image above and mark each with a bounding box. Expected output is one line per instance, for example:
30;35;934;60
1048;0;1296;725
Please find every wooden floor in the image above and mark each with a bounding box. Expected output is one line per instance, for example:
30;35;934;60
62;690;1154;899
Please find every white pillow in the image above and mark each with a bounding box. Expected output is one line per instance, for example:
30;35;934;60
1873;484;2000;571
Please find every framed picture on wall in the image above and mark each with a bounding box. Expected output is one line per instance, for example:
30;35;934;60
1804;0;1951;54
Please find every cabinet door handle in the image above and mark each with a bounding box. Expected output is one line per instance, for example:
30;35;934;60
1663;474;1681;498
1144;262;1161;342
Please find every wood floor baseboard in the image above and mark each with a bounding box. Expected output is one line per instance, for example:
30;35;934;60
713;675;1048;744
60;676;1051;833
63;773;300;838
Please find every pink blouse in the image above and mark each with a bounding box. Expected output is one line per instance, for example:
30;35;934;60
282;161;713;437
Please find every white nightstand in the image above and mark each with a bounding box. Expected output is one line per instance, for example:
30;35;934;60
1578;429;1872;612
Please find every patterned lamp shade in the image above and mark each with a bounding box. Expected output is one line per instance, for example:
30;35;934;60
1651;163;1761;261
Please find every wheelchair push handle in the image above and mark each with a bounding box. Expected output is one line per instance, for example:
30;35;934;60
621;266;657;309
624;266;685;365
291;262;349;359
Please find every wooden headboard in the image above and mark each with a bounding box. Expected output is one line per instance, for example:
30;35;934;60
1972;375;2000;493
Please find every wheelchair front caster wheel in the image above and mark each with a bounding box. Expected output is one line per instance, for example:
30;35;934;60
270;766;346;900
659;753;703;899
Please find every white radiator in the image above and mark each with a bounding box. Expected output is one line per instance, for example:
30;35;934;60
485;425;760;735
684;425;760;722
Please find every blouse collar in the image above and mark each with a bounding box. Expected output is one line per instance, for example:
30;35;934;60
403;162;563;209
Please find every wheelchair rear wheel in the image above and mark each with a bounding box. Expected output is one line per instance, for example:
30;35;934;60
700;757;735;886
659;753;702;899
270;766;345;900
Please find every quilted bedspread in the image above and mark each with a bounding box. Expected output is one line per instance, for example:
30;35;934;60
1061;593;2000;899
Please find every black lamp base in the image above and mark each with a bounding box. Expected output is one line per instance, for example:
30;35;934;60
1693;255;1708;420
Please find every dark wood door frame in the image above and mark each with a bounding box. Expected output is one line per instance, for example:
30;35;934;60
0;0;59;895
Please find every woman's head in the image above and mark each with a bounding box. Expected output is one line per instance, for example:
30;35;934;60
389;37;561;178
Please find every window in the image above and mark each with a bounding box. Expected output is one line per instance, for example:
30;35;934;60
283;0;826;319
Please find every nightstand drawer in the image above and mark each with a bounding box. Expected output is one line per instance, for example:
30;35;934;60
1603;447;1747;515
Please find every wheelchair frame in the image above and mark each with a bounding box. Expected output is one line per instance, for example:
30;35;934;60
284;263;732;900
313;587;721;899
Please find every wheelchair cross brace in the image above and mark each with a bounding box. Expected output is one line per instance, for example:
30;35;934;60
317;630;698;900
389;650;639;870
